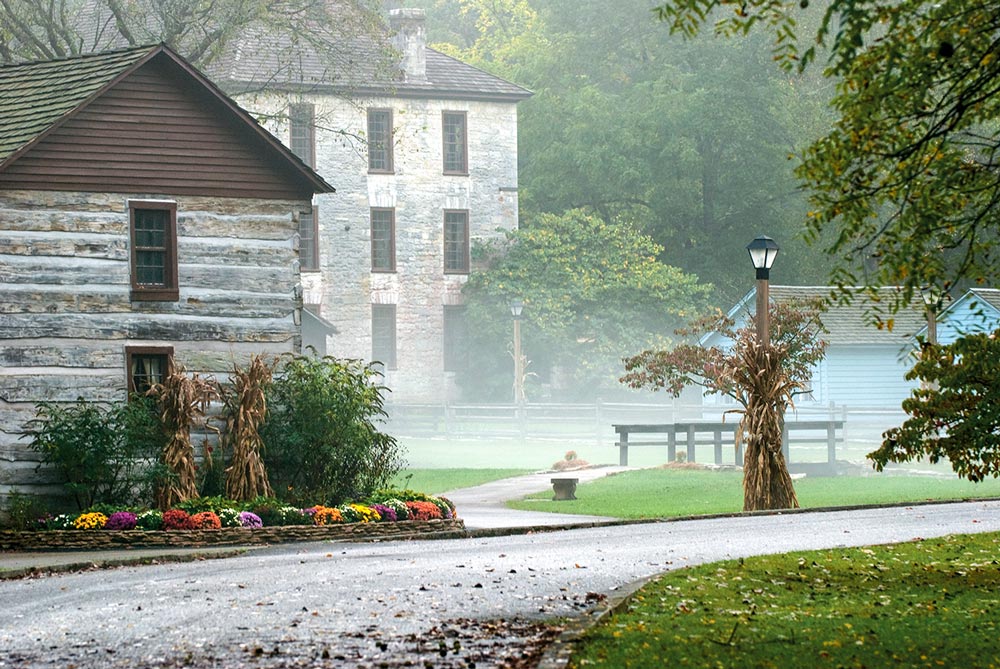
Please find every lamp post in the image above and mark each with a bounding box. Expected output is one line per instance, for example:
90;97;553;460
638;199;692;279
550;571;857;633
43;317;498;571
746;236;779;345
920;286;941;347
509;299;524;405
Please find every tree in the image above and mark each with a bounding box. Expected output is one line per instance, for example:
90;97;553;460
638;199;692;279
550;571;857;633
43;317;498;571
459;208;712;400
872;333;1000;482
413;0;835;304
0;0;387;88
621;301;827;511
654;0;1000;307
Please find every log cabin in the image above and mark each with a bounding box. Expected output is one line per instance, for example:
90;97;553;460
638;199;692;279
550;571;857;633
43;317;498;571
0;44;333;507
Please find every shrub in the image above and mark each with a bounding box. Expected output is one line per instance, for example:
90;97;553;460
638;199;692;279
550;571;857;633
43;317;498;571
37;514;75;530
339;503;380;523
238;511;263;528
27;398;166;510
189;511;222;530
378;498;409;521
162;509;194;530
369;503;397;522
311;506;343;525
136;510;163;531
73;512;107;530
104;511;138;531
218;508;242;528
260;355;404;505
175;496;238;515
279;507;312;526
404;501;443;521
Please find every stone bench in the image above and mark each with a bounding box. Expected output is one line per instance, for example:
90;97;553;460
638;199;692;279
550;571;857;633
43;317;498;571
551;477;579;501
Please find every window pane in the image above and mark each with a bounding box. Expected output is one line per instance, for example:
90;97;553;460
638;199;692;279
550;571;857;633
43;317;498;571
443;306;468;372
130;354;168;395
444;211;469;273
371;208;394;271
290;103;315;168
443;112;466;173
299;208;318;271
136;251;166;285
368;109;392;172
372;304;397;370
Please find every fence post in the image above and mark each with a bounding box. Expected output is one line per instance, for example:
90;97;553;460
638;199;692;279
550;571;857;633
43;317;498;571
618;428;629;466
714;430;722;465
595;398;603;446
668;427;676;462
687;425;696;463
827;420;837;463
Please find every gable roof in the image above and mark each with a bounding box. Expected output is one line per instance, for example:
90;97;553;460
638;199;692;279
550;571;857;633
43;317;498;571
917;287;1000;341
718;285;927;346
0;44;333;194
208;35;532;102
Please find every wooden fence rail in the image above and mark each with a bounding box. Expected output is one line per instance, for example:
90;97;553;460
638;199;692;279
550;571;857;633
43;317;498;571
613;420;845;467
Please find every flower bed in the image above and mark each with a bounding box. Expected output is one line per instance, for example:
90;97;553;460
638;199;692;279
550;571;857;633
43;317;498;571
2;492;464;551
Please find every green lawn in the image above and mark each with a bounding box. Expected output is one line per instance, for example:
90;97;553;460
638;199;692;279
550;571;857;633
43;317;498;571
389;468;532;495
509;469;1000;518
569;532;1000;668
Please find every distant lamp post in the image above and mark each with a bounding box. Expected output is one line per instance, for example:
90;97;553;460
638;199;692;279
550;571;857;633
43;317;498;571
747;236;779;344
509;299;525;404
920;286;942;347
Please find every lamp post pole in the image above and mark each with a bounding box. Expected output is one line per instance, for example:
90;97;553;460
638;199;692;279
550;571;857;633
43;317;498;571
509;299;524;405
746;236;780;345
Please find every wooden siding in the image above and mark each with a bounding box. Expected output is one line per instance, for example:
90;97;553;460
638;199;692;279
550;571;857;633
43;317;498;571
0;190;307;500
0;59;315;200
820;345;918;409
936;296;1000;345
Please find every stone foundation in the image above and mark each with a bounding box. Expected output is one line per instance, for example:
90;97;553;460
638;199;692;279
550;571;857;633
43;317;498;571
0;519;466;551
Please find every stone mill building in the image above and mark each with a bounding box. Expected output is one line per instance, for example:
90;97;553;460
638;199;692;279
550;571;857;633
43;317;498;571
214;8;532;403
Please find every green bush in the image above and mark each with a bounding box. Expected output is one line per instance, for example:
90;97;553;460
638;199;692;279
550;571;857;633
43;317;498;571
260;355;404;505
27;398;167;510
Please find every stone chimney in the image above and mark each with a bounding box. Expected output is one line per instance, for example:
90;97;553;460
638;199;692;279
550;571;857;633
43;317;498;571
389;8;427;82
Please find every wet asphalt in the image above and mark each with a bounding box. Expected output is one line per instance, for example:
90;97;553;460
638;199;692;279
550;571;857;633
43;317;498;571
2;499;998;668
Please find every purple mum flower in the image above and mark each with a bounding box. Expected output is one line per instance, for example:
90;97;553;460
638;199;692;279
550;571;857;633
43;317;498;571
104;511;138;531
370;504;397;522
238;511;263;528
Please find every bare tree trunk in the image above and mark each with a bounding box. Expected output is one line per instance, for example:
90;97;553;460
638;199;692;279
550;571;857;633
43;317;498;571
739;343;799;512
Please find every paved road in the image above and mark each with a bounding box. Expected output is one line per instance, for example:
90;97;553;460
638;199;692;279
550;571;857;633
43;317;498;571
2;500;998;668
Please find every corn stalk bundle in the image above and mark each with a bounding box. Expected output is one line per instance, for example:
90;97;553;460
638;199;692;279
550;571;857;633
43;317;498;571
222;355;274;501
148;366;218;509
731;341;801;512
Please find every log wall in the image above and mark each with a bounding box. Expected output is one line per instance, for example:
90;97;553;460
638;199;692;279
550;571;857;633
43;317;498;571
0;189;309;506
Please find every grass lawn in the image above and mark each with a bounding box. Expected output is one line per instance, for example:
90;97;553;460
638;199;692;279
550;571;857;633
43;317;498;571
509;469;1000;518
389;468;532;495
569;532;1000;668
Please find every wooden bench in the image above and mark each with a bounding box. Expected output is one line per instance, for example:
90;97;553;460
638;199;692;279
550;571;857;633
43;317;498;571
613;420;845;467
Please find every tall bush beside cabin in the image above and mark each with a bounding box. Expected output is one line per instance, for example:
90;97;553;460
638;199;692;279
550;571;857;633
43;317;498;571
260;355;404;505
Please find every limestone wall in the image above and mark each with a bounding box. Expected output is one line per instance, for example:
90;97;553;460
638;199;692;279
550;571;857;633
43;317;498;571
248;92;521;402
